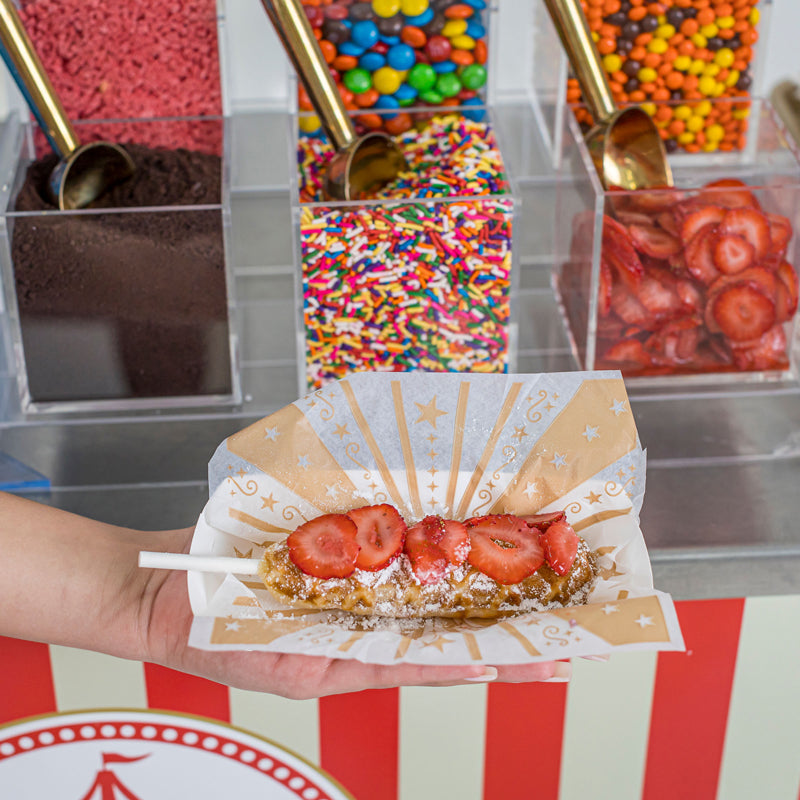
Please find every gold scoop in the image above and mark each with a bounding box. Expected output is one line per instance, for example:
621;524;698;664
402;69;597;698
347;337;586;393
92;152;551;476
261;0;407;201
544;0;673;191
0;0;134;210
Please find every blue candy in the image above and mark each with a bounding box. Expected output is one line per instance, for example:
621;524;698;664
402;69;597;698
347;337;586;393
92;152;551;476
350;20;379;48
359;51;386;71
403;8;434;26
386;43;416;71
338;41;366;57
394;83;418;101
374;94;400;119
466;21;485;39
379;35;401;45
461;96;486;121
463;0;486;8
432;60;457;73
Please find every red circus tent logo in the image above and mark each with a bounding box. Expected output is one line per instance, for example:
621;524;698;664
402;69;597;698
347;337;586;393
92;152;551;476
78;753;149;800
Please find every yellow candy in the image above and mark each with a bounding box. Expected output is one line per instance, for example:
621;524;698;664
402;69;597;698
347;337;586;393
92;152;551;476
687;115;704;133
656;24;676;39
703;142;719;153
706;124;725;142
698;75;717;96
689;58;706;75
750;8;760;25
441;19;467;37
703;63;721;78
648;38;668;55
714;48;735;69
592;31;599;42
674;55;692;71
298;114;321;134
700;24;719;38
678;131;695;145
733;107;750;120
638;66;657;84
373;66;402;94
641;102;657;116
696;100;712;117
372;0;401;18
717;15;735;29
400;0;428;15
450;34;476;50
692;33;708;48
726;69;741;87
674;104;692;120
713;82;726;97
603;54;622;73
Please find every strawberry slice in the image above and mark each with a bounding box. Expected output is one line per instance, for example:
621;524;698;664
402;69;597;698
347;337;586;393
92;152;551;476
347;503;406;571
600;337;653;369
405;515;470;567
610;284;657;329
709;280;776;342
685;223;722;285
520;510;566;531
466;515;544;584
777;260;799;320
730;325;789;371
680;205;725;243
598;258;613;317
625;185;682;213
404;534;448;585
635;268;685;321
628;223;682;258
540;519;580;576
713;233;754;274
656;210;681;238
287;514;360;579
767;213;793;256
602;216;644;289
645;315;703;366
719;207;771;262
701;178;760;210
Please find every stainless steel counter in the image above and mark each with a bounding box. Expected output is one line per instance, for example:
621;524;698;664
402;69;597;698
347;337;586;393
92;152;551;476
1;107;798;601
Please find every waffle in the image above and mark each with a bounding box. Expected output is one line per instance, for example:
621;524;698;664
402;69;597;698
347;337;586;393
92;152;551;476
258;537;597;619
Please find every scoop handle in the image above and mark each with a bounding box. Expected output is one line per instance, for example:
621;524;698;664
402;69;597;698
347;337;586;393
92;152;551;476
261;0;356;152
542;0;617;124
0;0;78;158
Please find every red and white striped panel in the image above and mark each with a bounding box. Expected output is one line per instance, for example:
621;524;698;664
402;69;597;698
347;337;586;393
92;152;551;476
2;596;799;800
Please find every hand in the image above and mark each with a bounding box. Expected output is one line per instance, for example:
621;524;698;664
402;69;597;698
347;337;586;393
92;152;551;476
142;530;571;699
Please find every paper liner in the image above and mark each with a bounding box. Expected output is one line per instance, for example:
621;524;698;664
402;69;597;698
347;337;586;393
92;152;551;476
187;371;684;664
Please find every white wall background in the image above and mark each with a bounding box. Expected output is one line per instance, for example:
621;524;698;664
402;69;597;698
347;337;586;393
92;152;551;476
0;0;796;118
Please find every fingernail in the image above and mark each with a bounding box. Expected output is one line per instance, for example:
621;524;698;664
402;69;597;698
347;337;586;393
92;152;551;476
465;666;498;683
544;662;572;682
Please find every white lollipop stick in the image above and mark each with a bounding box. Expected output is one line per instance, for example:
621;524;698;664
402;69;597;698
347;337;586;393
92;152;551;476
138;551;261;576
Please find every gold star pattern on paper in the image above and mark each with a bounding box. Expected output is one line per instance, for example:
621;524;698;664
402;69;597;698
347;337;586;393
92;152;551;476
333;423;350;440
261;494;277;511
543;402;555;412
234;546;253;559
415;396;448;428
585;491;602;504
598;560;624;580
421;635;453;652
512;425;528;442
428;466;438;477
428;481;438;492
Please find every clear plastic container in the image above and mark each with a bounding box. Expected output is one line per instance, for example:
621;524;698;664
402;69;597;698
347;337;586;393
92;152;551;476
554;97;800;385
0;114;240;413
290;107;518;393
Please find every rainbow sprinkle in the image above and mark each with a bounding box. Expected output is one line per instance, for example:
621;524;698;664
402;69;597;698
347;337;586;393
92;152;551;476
297;115;514;390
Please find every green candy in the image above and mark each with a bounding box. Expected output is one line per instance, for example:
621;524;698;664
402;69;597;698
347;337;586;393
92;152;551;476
460;63;487;90
419;89;444;105
407;63;436;92
343;68;372;94
436;72;461;98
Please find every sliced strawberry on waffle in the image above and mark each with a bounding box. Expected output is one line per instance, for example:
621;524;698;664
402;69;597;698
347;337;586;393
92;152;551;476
404;535;448;585
540;519;580;576
466;515;544;585
709;280;776;342
521;510;566;531
288;513;360;579
347;503;407;571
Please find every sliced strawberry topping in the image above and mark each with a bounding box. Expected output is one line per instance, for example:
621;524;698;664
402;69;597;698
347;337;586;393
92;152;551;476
645;315;703;365
404;534;448;585
713;233;754;274
635;269;685;321
466;515;544;584
540;520;580;576
520;510;566;531
719;207;771;262
709;280;776;342
405;515;470;569
767;213;793;256
287;514;360;579
602;216;644;289
730;325;789;371
347;503;406;571
700;178;760;210
776;260;799;321
628;223;681;258
685;223;722;286
601;337;653;369
680;205;725;243
598;258;613;317
656;210;681;238
610;284;657;329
